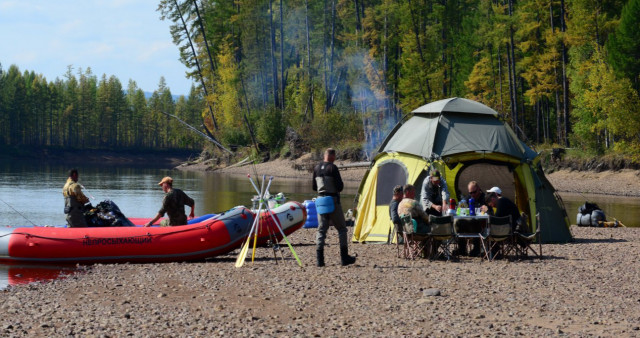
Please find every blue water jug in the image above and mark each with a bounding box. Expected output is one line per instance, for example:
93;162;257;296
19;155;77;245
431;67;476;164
302;200;318;228
469;197;476;216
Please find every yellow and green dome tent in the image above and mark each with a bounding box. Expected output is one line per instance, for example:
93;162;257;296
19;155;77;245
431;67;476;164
352;97;572;243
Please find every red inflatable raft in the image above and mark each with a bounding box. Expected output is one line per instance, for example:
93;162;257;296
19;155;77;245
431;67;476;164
0;202;306;264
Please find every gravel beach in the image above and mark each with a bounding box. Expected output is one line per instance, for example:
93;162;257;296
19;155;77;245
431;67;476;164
1;226;639;336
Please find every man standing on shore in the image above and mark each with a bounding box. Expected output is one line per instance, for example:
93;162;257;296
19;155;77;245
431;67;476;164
312;148;356;267
145;176;195;227
62;168;90;227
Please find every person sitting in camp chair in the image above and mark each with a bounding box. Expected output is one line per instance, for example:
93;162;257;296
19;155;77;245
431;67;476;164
389;185;404;243
483;189;520;258
398;184;432;257
398;184;430;230
454;181;488;256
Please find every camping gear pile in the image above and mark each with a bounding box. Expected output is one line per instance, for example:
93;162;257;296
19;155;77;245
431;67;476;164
576;202;609;227
353;97;573;244
84;200;135;227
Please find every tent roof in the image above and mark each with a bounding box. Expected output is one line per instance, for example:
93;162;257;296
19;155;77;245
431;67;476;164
412;97;498;116
380;98;537;160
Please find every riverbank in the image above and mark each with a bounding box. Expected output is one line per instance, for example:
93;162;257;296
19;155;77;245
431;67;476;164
178;156;640;196
1;225;638;336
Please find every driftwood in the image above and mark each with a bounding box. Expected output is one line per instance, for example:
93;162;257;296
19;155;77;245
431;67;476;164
226;156;252;169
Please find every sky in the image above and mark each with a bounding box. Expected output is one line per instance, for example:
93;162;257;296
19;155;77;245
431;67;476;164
0;0;194;95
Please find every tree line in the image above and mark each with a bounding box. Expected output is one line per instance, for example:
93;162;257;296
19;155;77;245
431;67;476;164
0;65;204;151
157;0;640;159
2;0;640;160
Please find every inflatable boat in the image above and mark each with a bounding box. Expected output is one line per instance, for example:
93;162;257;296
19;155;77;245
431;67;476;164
0;201;306;264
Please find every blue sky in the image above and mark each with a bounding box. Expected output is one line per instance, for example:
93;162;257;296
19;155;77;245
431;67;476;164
0;0;194;95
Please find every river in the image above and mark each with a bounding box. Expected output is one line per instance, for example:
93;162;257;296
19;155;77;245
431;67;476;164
0;159;638;287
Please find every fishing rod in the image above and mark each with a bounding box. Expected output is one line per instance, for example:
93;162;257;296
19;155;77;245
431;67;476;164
79;184;96;201
0;197;37;227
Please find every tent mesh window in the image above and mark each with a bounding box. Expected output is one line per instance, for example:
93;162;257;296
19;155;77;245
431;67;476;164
375;161;408;206
455;163;516;201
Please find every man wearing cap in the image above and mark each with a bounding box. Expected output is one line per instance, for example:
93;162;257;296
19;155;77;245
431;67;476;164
420;170;450;217
484;187;520;230
388;185;404;243
145;176;195;227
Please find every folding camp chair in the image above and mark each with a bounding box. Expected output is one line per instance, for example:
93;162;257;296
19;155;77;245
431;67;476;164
389;219;404;258
480;215;514;261
400;214;429;260
514;212;542;259
427;215;455;261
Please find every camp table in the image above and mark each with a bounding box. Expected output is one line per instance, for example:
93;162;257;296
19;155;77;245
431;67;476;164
453;215;489;253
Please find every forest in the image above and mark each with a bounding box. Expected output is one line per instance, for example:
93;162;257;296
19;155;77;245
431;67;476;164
1;0;640;160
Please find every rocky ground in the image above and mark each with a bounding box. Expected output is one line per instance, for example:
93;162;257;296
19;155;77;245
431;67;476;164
1;226;639;336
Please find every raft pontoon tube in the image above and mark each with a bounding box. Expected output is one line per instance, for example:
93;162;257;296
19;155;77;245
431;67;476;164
0;202;306;264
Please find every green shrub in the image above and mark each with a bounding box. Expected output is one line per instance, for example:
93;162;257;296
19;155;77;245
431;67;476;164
256;108;286;149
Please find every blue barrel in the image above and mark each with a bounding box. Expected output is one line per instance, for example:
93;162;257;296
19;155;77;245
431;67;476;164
303;200;318;228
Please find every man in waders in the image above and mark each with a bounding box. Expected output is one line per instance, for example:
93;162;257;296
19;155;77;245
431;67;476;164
62;168;90;227
312;148;356;267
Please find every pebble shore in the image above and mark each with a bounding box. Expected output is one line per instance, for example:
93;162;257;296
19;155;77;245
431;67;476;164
2;225;639;336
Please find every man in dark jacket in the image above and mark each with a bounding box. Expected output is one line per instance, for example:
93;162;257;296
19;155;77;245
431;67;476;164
485;188;520;230
145;176;195;227
313;148;356;267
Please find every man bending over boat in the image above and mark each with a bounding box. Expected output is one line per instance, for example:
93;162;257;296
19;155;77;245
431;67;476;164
63;168;91;227
145;177;195;227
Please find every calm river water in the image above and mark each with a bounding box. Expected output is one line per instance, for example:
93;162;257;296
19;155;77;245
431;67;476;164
0;159;638;287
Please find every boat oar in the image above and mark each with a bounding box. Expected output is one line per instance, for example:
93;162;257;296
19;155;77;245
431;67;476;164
249;174;280;263
252;176;272;263
260;177;303;267
235;207;260;268
236;176;270;267
265;204;303;267
236;175;265;267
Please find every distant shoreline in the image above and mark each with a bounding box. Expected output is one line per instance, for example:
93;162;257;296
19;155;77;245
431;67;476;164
0;146;198;168
178;155;640;197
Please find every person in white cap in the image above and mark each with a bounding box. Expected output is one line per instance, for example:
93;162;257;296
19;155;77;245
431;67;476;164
487;186;502;196
484;187;519;231
145;176;195;227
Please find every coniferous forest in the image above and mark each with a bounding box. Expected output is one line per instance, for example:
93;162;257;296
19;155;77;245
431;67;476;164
2;0;640;160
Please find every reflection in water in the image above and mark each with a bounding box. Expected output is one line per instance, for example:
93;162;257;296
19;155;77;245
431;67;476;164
560;193;639;228
0;264;78;289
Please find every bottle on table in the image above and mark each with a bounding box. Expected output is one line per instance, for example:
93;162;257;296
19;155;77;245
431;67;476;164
448;198;457;216
469;197;476;216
